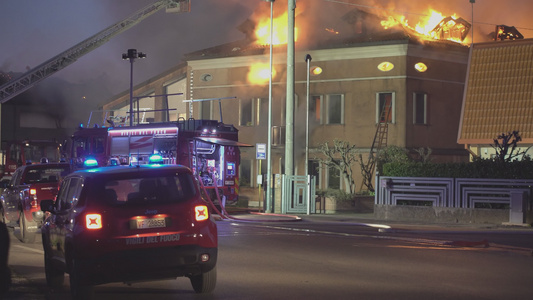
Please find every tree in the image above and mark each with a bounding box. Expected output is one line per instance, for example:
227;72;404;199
316;140;357;194
491;130;525;162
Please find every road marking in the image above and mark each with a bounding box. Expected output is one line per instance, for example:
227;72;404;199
13;244;44;255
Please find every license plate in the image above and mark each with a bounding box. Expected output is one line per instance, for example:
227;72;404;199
136;217;166;229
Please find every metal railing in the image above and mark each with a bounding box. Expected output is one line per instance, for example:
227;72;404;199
377;176;533;210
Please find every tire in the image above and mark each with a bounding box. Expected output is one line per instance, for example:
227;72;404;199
44;247;64;289
69;258;94;300
0;206;6;224
189;266;217;294
19;211;36;243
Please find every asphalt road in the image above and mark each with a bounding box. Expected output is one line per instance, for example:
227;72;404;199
4;217;533;300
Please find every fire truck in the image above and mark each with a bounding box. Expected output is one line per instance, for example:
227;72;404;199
0;139;64;181
70;118;250;203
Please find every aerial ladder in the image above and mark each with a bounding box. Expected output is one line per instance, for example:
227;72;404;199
0;0;190;104
361;99;392;191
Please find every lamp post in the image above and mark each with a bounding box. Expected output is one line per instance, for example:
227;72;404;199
305;54;311;214
122;49;146;126
263;0;274;213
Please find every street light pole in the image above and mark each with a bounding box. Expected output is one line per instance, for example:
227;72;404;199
305;54;311;215
263;0;275;213
122;49;146;126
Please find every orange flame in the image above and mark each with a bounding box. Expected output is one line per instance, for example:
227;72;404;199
247;63;277;85
255;10;298;45
381;9;466;44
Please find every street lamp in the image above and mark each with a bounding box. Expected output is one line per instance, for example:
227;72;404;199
263;0;274;213
122;49;146;126
305;54;311;214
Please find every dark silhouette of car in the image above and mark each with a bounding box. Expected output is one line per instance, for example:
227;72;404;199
1;162;71;243
40;164;217;299
0;221;10;296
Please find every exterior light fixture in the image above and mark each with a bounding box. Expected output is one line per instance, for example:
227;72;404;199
414;62;428;72
122;49;147;126
201;73;213;81
310;66;322;75
378;62;394;72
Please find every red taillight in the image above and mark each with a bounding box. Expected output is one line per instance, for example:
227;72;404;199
195;205;209;221
29;189;38;207
86;214;102;229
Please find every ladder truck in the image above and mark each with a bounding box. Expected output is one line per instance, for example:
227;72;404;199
0;0;190;104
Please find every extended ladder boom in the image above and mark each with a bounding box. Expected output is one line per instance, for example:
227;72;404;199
0;0;189;104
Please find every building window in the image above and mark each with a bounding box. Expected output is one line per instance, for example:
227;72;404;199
255;97;268;126
326;94;344;124
327;162;340;190
240;98;253;126
376;92;395;123
239;159;251;187
310;95;322;124
201;100;211;120
413;92;427;124
309;160;320;189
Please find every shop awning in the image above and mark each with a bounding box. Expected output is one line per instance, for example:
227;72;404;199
194;137;253;147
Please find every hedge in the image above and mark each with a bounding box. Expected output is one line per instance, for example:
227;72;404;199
382;159;533;179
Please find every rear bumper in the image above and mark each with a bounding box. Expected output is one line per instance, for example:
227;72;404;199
74;245;217;285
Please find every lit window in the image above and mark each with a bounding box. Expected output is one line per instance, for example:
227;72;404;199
378;62;394;72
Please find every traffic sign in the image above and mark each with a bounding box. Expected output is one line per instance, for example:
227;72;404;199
256;143;266;160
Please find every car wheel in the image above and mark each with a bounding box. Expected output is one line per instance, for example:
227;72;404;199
19;211;36;243
69;258;94;300
189;266;217;294
44;247;64;289
0;206;6;224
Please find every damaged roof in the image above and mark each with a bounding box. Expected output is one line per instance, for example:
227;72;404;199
184;8;468;60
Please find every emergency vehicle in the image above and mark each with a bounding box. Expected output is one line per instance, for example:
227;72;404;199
0;140;64;180
70;118;250;203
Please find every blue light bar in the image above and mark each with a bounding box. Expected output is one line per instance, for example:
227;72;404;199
84;158;99;168
149;154;163;164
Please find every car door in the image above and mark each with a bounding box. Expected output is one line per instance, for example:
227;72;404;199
1;168;23;223
47;177;83;262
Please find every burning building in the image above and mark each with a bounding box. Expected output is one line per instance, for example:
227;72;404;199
104;4;512;210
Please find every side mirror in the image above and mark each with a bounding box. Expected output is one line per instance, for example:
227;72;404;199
40;199;55;213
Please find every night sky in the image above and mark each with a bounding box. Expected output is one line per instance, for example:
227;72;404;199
0;0;532;113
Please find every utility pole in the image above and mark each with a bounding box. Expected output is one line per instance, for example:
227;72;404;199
285;0;296;177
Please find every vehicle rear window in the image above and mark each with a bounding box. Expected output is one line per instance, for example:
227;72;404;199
23;166;70;184
98;172;197;205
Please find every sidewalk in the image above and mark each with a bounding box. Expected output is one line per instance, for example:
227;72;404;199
217;210;533;232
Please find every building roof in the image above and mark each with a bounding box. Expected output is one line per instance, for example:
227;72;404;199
184;8;468;61
458;38;533;145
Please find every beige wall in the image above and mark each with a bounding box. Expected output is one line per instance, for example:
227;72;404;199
103;41;469;191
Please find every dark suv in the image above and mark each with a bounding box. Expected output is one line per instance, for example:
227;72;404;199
40;164;217;299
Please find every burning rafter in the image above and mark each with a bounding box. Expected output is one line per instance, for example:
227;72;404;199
494;25;524;41
430;16;471;43
380;9;471;44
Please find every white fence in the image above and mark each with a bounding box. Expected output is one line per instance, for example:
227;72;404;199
376;177;533;210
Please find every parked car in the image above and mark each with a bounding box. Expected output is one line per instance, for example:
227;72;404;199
0;221;10;296
40;164;218;299
0;162;71;243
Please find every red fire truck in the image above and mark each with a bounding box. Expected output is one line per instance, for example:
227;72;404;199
70;119;250;203
0;140;64;181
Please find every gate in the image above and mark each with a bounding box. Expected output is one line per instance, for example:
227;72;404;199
282;175;316;214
